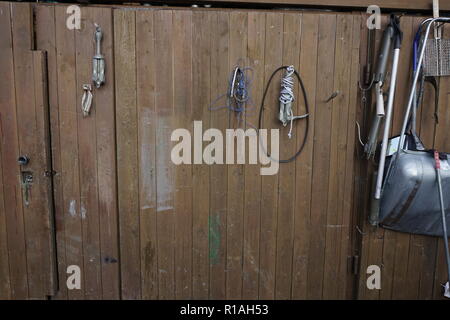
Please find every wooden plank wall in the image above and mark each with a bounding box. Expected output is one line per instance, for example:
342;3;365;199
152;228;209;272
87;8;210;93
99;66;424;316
0;2;448;299
110;6;360;299
34;4;120;299
0;2;57;299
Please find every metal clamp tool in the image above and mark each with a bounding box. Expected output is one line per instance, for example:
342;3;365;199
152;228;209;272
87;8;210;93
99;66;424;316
81;84;93;117
92;23;105;88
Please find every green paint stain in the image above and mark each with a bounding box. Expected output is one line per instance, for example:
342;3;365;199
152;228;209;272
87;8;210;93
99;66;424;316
209;212;221;265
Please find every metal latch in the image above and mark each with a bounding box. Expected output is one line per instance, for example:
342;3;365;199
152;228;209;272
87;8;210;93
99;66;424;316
21;171;33;207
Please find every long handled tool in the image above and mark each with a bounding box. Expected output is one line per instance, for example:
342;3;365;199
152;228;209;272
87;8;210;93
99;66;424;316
434;150;450;298
364;16;396;159
374;15;402;200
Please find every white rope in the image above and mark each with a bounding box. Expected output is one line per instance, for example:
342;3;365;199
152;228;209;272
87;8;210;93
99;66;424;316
279;65;295;105
288;108;294;139
280;66;295;139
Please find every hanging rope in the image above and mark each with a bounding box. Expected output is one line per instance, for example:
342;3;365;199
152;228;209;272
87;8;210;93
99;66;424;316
210;64;255;128
258;66;310;163
279;65;296;138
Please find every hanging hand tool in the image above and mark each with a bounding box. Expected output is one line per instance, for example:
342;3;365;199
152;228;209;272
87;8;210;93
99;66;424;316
364;16;397;159
358;27;376;148
92;23;105;88
434;150;450;298
374;15;402;200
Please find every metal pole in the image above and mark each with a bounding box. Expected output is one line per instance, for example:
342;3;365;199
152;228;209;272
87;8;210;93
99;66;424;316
435;151;450;292
375;48;400;199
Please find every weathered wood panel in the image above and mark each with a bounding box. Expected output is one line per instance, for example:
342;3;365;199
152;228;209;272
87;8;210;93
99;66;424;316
114;9;141;299
0;2;57;299
36;3;120;300
0;2;28;299
0;2;448;300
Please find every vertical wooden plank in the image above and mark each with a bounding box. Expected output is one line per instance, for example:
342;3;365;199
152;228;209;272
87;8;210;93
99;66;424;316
154;9;175;300
173;10;193;299
388;16;413;300
342;13;361;300
35;3;68;300
357;14;387;301
0;1;28;299
0;4;13;296
55;4;84;299
74;7;102;300
258;12;282;300
274;12;301;300
242;11;264;300
291;12;319;300
307;13;336;299
323;13;353;299
226;11;247;300
32;50;58;296
136;9;158;300
11;2;38;299
13;3;56;299
0;142;10;299
90;6;120;300
114;9;141;299
192;10;211;299
353;11;371;300
209;10;229;300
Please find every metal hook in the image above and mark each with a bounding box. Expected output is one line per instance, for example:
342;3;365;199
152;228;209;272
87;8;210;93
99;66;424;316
325;90;340;103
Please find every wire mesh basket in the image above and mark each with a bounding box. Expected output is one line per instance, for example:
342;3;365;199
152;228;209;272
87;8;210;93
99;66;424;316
423;35;450;76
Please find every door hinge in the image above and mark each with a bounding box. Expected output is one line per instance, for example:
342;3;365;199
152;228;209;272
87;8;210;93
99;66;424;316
348;255;360;275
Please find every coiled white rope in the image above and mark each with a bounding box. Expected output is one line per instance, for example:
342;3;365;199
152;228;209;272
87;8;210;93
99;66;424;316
279;65;295;104
279;66;296;138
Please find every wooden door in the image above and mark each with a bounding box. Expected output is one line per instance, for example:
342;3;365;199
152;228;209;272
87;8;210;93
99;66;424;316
112;7;362;299
0;3;57;299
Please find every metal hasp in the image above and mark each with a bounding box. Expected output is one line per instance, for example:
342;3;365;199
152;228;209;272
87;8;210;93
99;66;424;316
81;84;93;117
92;23;105;89
21;171;33;207
278;65;308;139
